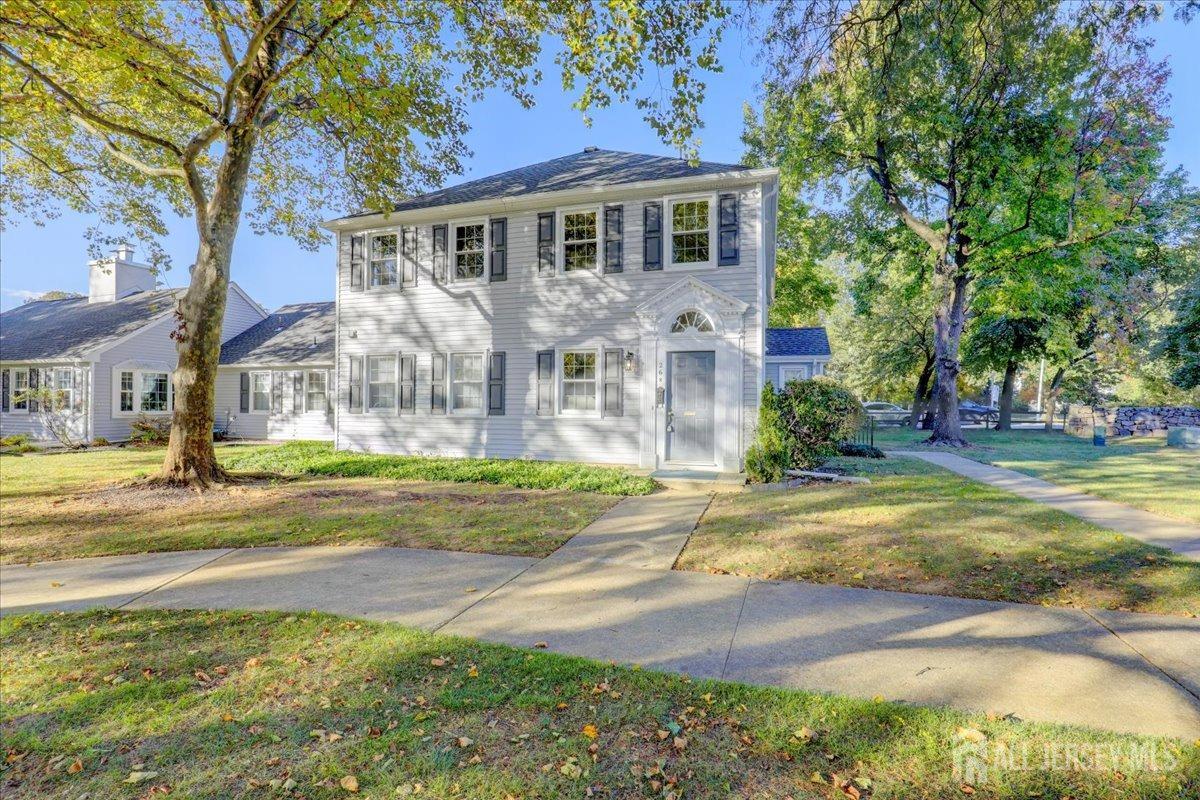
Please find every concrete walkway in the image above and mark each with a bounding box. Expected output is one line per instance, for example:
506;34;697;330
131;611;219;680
892;450;1200;560
4;492;1200;739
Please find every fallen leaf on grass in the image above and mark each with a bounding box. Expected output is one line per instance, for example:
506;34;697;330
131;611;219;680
456;736;474;748
124;770;159;784
340;774;360;792
67;758;82;774
581;724;599;739
430;658;447;667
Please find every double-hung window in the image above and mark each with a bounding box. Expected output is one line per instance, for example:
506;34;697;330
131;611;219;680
306;370;328;413
118;370;135;412
367;355;397;411
370;233;398;288
140;371;169;412
561;209;598;272
12;369;29;411
453;222;485;280
49;368;73;410
560;350;598;413
669;198;711;266
450;353;484;413
250;371;271;412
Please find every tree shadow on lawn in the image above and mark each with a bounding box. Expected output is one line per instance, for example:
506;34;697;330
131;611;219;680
2;610;1193;800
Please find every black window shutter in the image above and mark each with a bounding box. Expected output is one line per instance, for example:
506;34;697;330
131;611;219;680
349;234;365;291
402;227;418;287
27;368;39;412
399;354;416;413
489;218;508;282
537;212;555;276
718;193;739;265
432;224;448;284
643;202;662;270
72;368;83;411
603;349;623;416
604;205;623;273
271;372;283;413
487;352;505;415
1;369;9;412
239;372;250;413
536;350;555;415
293;372;304;412
430;353;446;413
348;356;363;413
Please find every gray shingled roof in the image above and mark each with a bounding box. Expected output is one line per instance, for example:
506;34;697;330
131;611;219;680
0;290;181;362
766;327;832;358
219;302;334;366
340;148;750;219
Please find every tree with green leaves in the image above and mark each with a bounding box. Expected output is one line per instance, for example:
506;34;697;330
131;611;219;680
1;0;726;484
752;0;1172;445
963;315;1046;430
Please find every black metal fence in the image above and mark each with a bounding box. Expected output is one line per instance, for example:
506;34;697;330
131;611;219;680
851;416;876;447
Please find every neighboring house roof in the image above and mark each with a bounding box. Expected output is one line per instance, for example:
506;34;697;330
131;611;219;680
0;289;182;362
766;327;832;358
339;148;752;219
219;302;335;366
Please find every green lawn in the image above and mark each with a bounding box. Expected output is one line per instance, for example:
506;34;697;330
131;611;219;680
873;428;1200;524
3;610;1195;799
0;446;618;564
678;457;1199;616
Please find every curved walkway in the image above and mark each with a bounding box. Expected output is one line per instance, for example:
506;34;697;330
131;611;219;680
891;450;1200;560
3;490;1200;739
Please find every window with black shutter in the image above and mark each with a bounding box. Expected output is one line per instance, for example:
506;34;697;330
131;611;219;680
1;369;9;413
27;368;39;412
718;193;739;265
537;212;555;276
536;350;554;415
401;227;419;287
604;205;623;273
489;218;507;281
432;224;448;284
271;372;283;414
603;349;623;416
239;372;250;413
487;352;505;415
643;201;662;270
349;234;365;291
430;353;446;413
399;354;416;413
293;372;304;413
348;356;363;413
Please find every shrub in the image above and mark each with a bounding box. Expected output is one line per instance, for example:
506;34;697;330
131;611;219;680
745;382;794;483
92;437;111;447
129;414;171;445
1;434;31;448
837;441;886;459
778;378;865;469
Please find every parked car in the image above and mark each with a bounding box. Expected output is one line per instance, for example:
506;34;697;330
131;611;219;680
958;400;998;423
863;401;911;426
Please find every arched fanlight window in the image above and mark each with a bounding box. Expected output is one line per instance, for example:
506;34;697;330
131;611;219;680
670;310;714;333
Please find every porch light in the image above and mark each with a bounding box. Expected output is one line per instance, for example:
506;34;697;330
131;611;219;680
624;350;639;374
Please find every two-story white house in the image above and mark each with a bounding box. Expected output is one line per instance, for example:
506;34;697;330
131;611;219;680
323;148;778;473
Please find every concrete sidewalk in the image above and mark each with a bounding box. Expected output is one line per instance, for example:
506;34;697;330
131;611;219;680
3;492;1200;739
892;450;1200;560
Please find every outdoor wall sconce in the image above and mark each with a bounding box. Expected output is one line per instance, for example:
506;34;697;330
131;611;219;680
624;349;639;374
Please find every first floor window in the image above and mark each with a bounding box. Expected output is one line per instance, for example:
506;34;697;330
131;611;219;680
562;210;598;271
781;365;812;383
306;370;328;412
561;351;597;412
368;355;396;410
370;232;398;288
454;223;485;280
52;368;73;409
670;199;710;264
12;369;28;410
140;372;169;412
251;371;271;411
450;353;483;412
119;371;135;412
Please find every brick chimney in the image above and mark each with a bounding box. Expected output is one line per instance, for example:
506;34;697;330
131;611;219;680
87;244;157;303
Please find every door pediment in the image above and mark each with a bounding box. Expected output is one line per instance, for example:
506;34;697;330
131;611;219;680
634;277;749;336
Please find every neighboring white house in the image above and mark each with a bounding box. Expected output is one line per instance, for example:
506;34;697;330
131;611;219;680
323;147;779;473
765;327;832;386
0;246;266;442
215;302;335;441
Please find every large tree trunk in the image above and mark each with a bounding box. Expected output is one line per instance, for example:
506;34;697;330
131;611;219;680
996;360;1017;431
160;129;258;485
1043;366;1066;432
927;268;969;446
910;358;933;431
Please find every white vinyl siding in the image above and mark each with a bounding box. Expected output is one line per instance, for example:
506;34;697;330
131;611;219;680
213;367;334;441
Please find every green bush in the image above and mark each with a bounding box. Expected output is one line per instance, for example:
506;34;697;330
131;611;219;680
1;434;31;447
91;437;111;447
837;441;886;459
778;378;866;469
745;382;793;483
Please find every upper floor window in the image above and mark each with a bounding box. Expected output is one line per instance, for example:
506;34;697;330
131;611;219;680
670;199;711;265
367;355;397;411
561;350;598;413
454;223;485;280
370;233;398;288
450;353;484;412
562;210;598;271
671;310;714;333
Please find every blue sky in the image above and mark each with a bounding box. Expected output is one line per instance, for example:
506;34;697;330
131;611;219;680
2;15;1197;312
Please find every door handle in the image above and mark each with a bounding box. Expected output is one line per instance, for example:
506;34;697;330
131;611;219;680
665;409;674;433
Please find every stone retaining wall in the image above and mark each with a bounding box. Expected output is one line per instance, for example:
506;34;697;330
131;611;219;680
1065;405;1200;437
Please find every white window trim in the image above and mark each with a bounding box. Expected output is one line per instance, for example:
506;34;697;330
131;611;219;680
247;370;272;415
360;227;400;291
366;354;399;413
448;217;489;284
556;204;602;275
557;347;601;417
664;191;718;271
9;367;30;413
50;367;75;411
448;351;486;416
304;369;330;415
111;366;174;417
